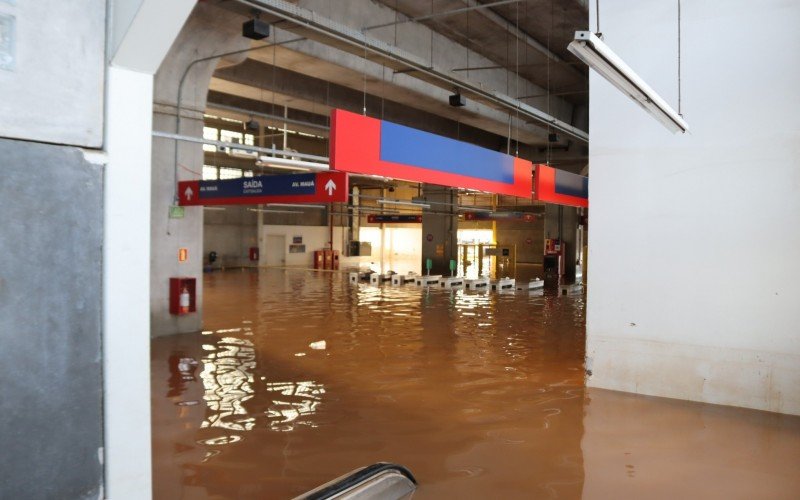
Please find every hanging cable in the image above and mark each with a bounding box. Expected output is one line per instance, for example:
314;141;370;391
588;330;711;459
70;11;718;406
429;0;434;67
546;0;552;166
362;36;368;115
466;5;470;80
271;41;276;119
678;0;682;116
514;0;520;156
595;0;601;35
505;16;511;153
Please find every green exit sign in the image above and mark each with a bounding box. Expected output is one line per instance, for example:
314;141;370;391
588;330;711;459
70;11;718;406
169;205;185;219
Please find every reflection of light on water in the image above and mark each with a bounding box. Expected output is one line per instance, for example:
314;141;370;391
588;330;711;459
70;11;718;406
200;336;256;432
199;332;326;437
264;380;325;432
197;435;243;446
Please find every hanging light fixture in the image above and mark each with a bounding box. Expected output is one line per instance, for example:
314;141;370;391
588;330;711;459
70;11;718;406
567;31;688;133
256;156;330;171
377;199;431;209
266;203;327;209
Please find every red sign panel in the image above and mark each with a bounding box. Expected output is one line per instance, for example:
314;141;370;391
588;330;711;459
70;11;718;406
533;165;588;208
330;109;532;198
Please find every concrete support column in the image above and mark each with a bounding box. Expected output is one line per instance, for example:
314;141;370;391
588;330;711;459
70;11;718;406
104;0;195;496
104;65;156;499
420;185;458;275
150;4;250;336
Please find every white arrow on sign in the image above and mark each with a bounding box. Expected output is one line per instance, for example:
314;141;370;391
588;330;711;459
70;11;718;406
184;186;194;201
324;179;337;196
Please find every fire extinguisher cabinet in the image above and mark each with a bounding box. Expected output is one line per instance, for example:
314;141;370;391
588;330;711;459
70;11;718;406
249;246;259;261
332;250;340;270
313;250;324;269
322;249;333;270
169;277;197;315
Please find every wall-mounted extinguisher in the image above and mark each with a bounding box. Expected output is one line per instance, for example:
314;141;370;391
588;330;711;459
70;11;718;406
179;287;191;315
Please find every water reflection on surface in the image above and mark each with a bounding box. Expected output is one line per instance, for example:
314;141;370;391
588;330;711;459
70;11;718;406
200;337;256;433
264;380;325;432
151;269;800;499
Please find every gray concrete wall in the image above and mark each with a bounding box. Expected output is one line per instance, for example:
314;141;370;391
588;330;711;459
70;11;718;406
204;206;259;268
496;216;545;265
0;139;103;498
544;204;579;281
420;185;458;275
0;0;105;147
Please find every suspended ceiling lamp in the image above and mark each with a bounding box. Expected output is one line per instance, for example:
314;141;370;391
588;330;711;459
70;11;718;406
256;156;330;171
568;31;688;133
377;199;431;209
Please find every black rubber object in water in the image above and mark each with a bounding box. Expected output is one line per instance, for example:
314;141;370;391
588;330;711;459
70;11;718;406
303;462;417;500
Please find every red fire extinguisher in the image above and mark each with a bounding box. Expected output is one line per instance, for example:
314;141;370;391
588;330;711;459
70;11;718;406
179;287;190;314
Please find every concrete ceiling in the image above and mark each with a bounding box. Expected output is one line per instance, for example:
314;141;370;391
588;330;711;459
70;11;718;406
372;0;589;105
207;0;588;169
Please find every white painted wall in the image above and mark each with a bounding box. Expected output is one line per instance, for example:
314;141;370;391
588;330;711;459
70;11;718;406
261;225;330;267
586;0;800;414
259;224;417;271
103;66;155;498
360;226;422;275
331;226;375;270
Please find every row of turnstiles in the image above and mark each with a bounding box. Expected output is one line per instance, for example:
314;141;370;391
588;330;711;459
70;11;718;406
348;271;545;292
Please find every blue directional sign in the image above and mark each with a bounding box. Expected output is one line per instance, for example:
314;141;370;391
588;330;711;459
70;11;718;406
178;171;348;206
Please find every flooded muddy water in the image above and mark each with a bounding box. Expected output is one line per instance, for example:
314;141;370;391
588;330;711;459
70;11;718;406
152;269;800;499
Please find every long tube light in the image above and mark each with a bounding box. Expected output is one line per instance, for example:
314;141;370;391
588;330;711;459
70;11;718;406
256;156;330;171
377;199;431;209
567;31;689;133
247;208;303;214
267;203;327;209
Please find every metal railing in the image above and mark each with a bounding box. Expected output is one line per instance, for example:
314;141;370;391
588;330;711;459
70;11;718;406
294;462;417;500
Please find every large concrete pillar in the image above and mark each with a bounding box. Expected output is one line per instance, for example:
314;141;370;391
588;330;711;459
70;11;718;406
105;0;195;497
150;4;250;336
420;185;458;275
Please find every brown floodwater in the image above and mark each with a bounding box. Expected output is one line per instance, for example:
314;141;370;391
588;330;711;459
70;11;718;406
152;269;800;499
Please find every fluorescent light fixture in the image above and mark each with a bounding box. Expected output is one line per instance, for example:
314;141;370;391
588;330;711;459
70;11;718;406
457;206;493;213
247;208;303;214
567;31;689;133
256;156;330;171
377;199;431;209
267;203;327;209
203;207;227;211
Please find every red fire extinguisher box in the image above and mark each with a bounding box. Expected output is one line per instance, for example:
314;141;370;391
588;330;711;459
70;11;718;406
313;250;324;269
169;277;196;315
249;246;259;261
323;249;333;269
